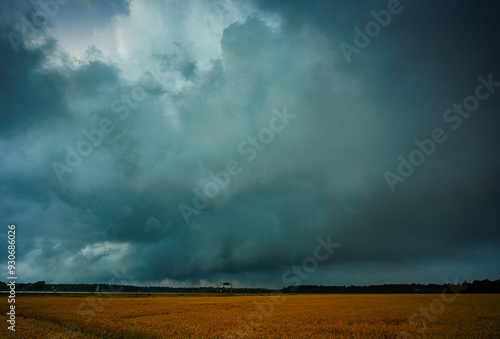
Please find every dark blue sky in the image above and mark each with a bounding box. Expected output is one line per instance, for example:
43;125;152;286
0;0;499;288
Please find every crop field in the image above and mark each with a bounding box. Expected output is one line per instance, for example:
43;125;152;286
1;294;499;338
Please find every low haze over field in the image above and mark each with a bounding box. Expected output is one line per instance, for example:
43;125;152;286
0;0;499;288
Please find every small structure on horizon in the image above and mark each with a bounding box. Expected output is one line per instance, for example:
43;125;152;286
223;282;233;294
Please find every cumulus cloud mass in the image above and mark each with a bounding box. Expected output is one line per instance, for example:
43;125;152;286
0;0;499;287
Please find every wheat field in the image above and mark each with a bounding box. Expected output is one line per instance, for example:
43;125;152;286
1;294;499;338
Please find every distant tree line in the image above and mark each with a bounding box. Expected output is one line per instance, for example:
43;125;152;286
1;279;499;294
281;279;500;294
0;281;272;294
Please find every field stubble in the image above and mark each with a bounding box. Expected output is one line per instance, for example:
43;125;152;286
0;294;499;338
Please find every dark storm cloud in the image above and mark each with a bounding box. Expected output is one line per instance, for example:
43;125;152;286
0;0;499;287
0;38;67;136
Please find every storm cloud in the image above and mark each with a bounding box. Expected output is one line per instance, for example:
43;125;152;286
0;0;499;288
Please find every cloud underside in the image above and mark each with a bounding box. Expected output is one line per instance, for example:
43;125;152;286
0;0;499;287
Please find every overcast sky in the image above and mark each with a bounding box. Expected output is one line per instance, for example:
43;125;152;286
0;0;499;288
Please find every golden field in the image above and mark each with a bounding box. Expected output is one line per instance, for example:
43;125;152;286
1;294;499;338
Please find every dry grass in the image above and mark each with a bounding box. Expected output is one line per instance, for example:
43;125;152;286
0;294;499;338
